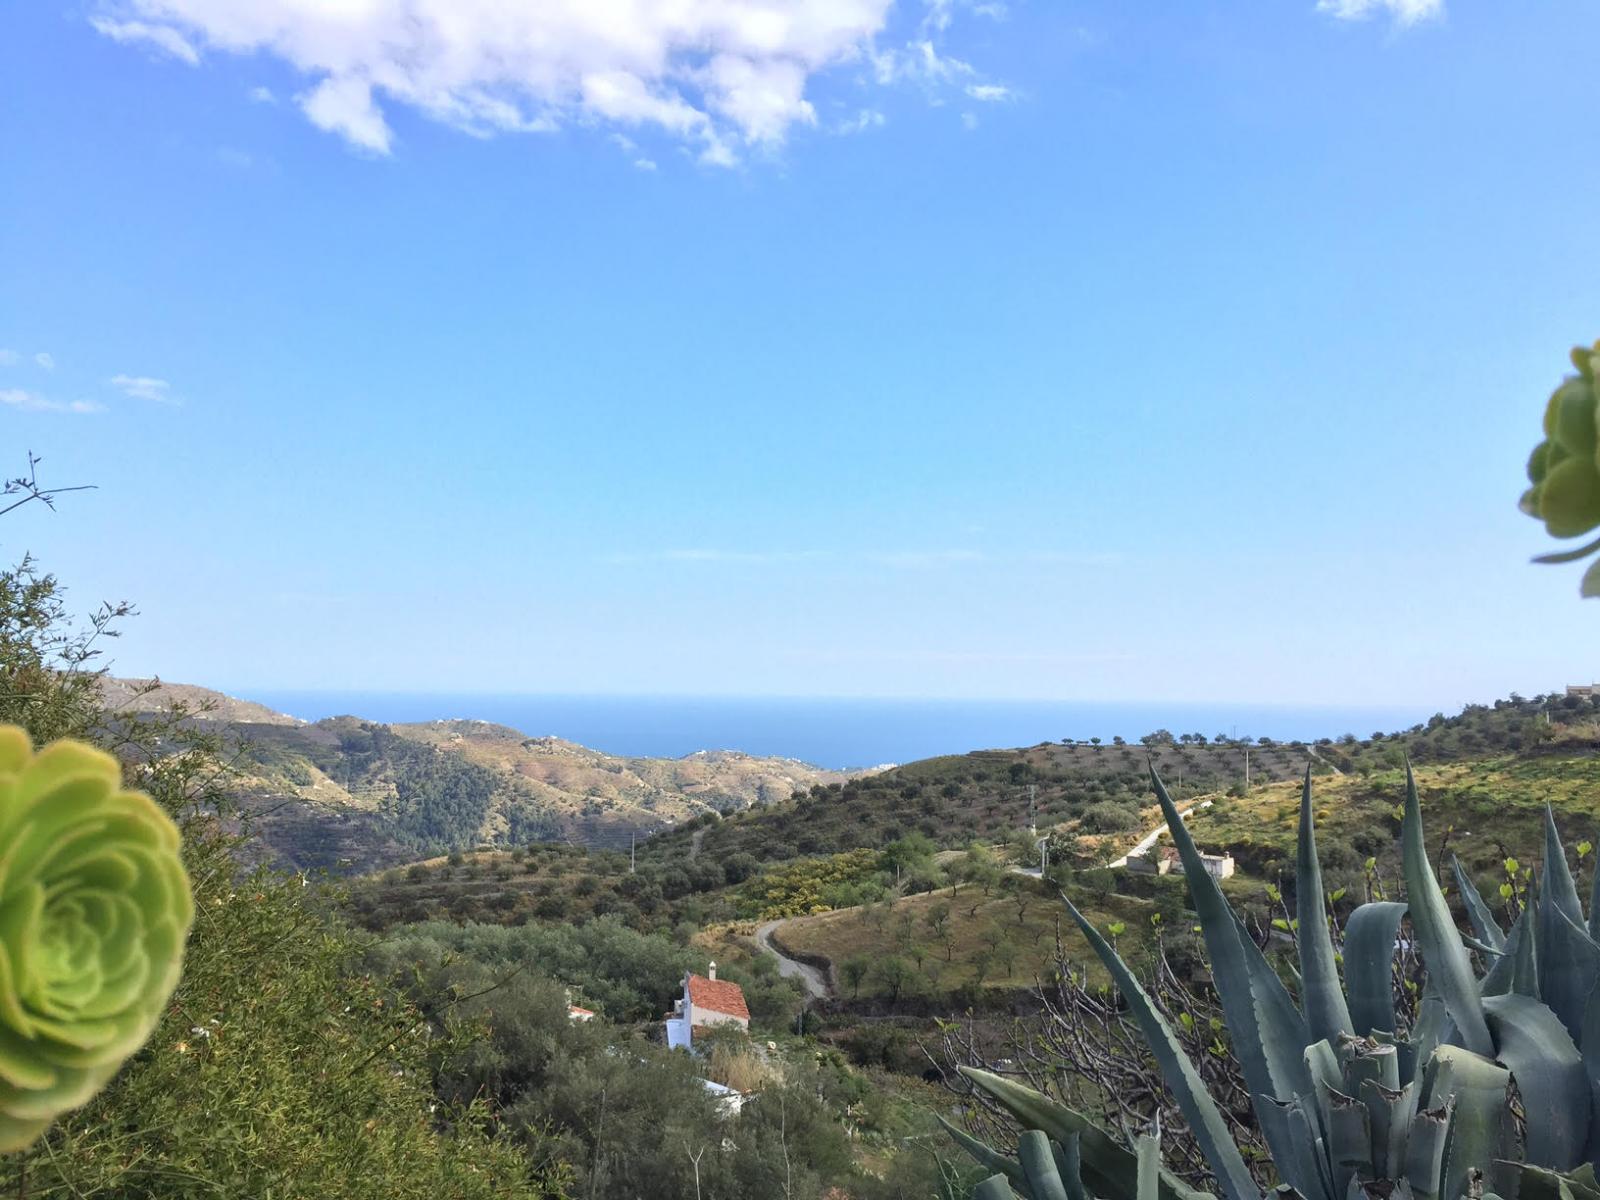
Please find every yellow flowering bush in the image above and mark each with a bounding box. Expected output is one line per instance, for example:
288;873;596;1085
0;724;193;1151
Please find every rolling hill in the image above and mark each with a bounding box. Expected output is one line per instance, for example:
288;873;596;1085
106;679;869;871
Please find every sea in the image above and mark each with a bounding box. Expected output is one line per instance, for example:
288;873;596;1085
244;692;1437;773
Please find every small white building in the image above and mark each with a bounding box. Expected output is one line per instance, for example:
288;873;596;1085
664;962;750;1051
1200;852;1235;880
1125;847;1177;876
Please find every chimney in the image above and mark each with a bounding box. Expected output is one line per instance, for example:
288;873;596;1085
708;961;717;981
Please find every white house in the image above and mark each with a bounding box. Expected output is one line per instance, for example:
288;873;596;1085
664;962;750;1051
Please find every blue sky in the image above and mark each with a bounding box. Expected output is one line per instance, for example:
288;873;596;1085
2;0;1597;708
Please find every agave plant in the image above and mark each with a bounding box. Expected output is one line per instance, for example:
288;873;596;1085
958;1118;1166;1200
945;764;1600;1200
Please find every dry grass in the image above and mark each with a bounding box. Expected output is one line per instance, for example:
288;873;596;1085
773;880;1157;998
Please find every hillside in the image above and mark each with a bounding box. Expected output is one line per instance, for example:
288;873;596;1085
635;692;1582;872
110;678;868;871
344;692;1600;1001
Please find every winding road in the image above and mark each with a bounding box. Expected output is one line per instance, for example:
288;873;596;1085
1108;798;1212;867
753;797;1218;996
755;919;830;1000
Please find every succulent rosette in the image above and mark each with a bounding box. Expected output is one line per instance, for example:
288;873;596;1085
0;725;193;1152
1522;342;1600;594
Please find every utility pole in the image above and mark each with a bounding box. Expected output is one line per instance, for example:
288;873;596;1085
1040;838;1048;876
1028;784;1037;836
1244;746;1251;791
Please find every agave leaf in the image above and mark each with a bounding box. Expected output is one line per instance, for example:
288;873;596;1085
1137;1124;1162;1200
1515;875;1543;999
1062;892;1264;1200
1056;1133;1091;1200
1583;986;1600;1168
1536;857;1600;1049
1401;765;1494;1057
1390;991;1445;1089
1451;855;1507;953
1510;1163;1600;1200
1297;768;1354;1045
1020;1130;1073;1200
1256;1094;1335;1200
956;1068;1201;1200
1346;1040;1401;1096
1480;900;1532;1000
1150;768;1310;1102
1590;842;1600;943
1404;1103;1450;1200
976;1175;1021;1200
1306;1040;1343;1097
1322;1086;1372;1198
940;1115;1029;1192
1544;806;1587;929
1361;1079;1418;1182
1481;992;1589;1170
1425;1045;1514;1200
1343;901;1408;1039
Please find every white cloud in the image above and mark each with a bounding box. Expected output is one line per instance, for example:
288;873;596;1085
1317;0;1443;24
248;85;276;104
110;374;178;404
300;75;392;155
921;0;1007;35
88;16;198;64
34;352;55;370
87;1;915;163
960;110;978;130
964;83;1010;102
873;38;975;87
837;107;885;134
0;350;17;367
1;389;105;415
633;158;658;171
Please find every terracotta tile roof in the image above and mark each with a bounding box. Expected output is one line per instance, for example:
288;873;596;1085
687;973;750;1021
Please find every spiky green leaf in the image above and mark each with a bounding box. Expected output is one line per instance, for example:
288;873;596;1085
1297;768;1354;1045
1401;766;1494;1057
956;1068;1203;1200
1016;1130;1072;1200
1450;855;1506;953
1150;768;1310;1103
1137;1126;1162;1200
1481;992;1589;1170
1061;891;1263;1200
976;1175;1020;1200
1342;901;1408;1039
940;1116;1027;1191
1424;1045;1513;1200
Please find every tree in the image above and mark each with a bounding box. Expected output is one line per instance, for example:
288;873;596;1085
924;899;952;941
875;955;917;1005
841;955;870;999
1003;874;1033;925
993;933;1021;979
960;843;1003;901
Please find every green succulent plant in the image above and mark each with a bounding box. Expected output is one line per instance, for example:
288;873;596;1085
1522;340;1600;595
946;765;1600;1200
0;724;194;1152
958;1118;1167;1200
